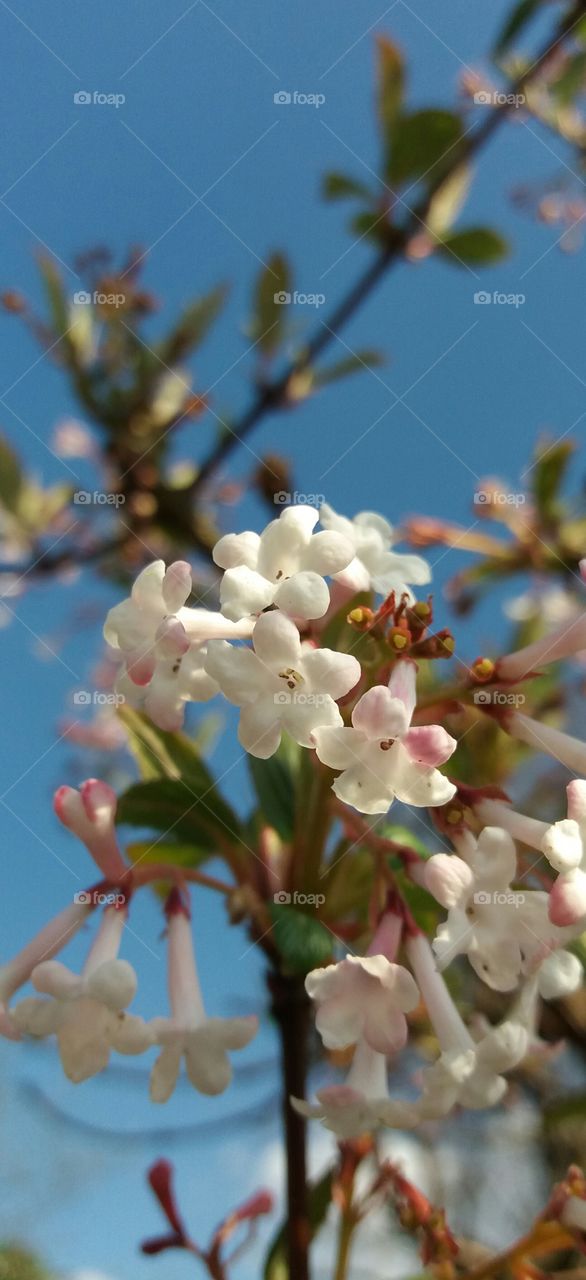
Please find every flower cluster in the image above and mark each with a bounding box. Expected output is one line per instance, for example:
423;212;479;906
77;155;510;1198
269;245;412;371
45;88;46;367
2;499;585;1143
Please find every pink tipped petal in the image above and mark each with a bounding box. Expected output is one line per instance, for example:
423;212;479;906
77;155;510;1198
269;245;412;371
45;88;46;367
567;779;586;825
162;561;192;612
549;870;586;927
126;649;156;686
402;725;457;767
387;660;417;724
155;617;191;659
79;779;117;827
351;686;410;741
426;854;474;909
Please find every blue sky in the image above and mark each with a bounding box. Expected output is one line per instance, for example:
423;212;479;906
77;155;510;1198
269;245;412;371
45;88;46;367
0;1;584;1276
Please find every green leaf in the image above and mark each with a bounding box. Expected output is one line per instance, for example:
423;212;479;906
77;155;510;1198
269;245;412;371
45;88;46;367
0;435;23;515
437;226;509;265
349;210;390;244
493;0;544;57
381;824;431;859
38;255;70;339
117;777;240;850
322;172;372;202
248;739;300;841
551;50;586;104
313;350;385;388
250;253;292;357
426;164;471;237
377;36;404;137
117;709;242;847
388;110;463;187
0;1246;53;1280
158;285;227;366
269;904;333;975
531;438;574;520
264;1169;333;1280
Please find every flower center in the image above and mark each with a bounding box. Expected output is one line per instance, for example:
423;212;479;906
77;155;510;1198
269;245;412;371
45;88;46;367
279;667;304;690
379;739;395;751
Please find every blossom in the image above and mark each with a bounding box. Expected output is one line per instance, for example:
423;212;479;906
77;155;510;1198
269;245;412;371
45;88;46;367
541;780;586;926
54;779;126;880
319;503;431;597
312;659;456;814
292;1039;420;1138
213;504;354;621
0;898;93;1041
407;933;527;1116
305;954;419;1055
204;610;360;759
425;827;562;991
12;906;151;1082
149;894;257;1102
104;559;254;731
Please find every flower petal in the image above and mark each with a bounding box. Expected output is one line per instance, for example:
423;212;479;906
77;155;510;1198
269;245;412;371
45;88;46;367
273;571;330;620
252;610;301;669
150;1042;183;1103
541;818;583;872
426;854;474;909
351;686;410;741
219;566;275;621
238;701;282;759
402;725;457;768
301;530;354;577
302;648;360;700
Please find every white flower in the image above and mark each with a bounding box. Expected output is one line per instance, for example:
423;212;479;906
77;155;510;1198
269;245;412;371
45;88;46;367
312;659;456;814
12;907;151;1082
149;899;257;1102
426;827;560;991
305;954;419;1055
104;559;253;731
292;1040;420;1138
204;610;361;759
319;503;431;597
213;504;354;622
407;934;527;1117
541;780;586;926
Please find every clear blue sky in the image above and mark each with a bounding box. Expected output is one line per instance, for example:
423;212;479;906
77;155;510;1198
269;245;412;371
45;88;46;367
0;1;583;1275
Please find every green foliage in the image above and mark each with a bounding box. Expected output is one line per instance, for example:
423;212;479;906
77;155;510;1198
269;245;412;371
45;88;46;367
437;227;509;265
0;1246;53;1280
248;739;300;840
376;36;405;137
531;438;574;523
117;708;242;851
0;436;23;515
322;172;372;202
313;350;385;387
388;110;463;187
263;1169;333;1279
493;0;545;57
157;284;227;366
250;253;292;356
269;903;333;975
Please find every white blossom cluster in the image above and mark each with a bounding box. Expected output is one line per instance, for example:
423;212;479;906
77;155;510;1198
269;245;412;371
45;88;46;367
1;502;584;1140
